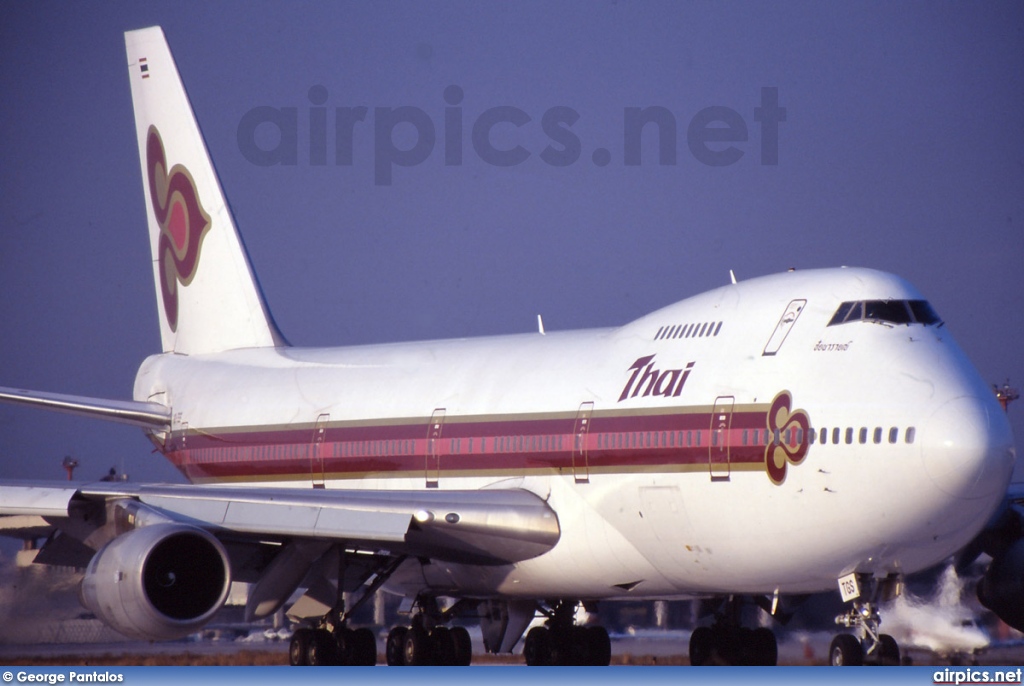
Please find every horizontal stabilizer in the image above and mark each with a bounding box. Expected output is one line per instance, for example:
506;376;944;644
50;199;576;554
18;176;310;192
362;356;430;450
0;386;170;429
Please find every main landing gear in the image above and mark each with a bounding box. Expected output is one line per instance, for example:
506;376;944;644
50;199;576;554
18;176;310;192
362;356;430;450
290;624;378;666
385;600;474;666
288;551;407;666
687;597;778;666
689;625;778;666
830;573;902;666
523;601;611;666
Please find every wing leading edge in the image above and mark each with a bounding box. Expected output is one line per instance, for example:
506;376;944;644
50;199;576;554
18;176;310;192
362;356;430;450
0;480;560;566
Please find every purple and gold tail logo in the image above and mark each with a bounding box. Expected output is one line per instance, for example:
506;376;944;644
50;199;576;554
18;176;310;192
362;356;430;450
146;126;211;332
764;391;810;484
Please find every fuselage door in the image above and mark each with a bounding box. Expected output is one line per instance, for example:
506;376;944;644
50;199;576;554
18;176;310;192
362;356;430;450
763;299;806;356
709;396;734;481
572;401;595;484
311;413;329;489
426;408;446;488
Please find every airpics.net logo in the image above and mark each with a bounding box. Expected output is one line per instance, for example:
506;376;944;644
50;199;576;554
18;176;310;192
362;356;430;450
236;86;786;185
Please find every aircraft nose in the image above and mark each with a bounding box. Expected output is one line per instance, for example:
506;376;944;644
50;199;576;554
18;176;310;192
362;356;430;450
921;395;1015;501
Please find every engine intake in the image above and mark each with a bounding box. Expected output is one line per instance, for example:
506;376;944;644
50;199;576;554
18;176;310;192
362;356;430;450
80;523;231;640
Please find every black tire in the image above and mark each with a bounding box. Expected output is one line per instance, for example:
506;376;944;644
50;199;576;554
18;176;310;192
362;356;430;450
431;626;454;665
586;626;611;666
751;627;778;666
307;629;339;666
876;634;900;666
386;626;408;666
689;626;713;666
290;628;313;666
352;627;378;666
830;633;863;666
524;626;552;666
403;625;430;666
565;626;592;666
334;627;353;665
450;626;473;666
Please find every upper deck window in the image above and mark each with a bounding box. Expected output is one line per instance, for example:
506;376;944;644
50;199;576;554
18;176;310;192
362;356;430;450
827;299;942;327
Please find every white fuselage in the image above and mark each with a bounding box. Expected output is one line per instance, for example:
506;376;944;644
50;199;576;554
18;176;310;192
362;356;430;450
132;268;1016;600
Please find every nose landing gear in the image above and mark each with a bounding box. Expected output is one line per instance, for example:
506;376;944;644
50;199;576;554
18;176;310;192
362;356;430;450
831;573;902;666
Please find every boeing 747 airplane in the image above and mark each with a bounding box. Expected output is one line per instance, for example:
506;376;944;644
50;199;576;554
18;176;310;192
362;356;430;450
0;26;1018;667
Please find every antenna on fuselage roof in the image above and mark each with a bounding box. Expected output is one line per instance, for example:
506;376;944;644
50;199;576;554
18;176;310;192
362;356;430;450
729;270;738;285
537;314;546;335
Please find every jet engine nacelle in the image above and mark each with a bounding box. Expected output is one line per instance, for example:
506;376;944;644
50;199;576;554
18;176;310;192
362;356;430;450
978;538;1024;633
80;523;231;640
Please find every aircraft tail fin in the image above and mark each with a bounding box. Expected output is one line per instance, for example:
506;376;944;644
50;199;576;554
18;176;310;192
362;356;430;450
125;27;286;354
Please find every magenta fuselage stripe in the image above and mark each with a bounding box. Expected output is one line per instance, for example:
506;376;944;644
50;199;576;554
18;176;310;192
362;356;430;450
162;405;809;483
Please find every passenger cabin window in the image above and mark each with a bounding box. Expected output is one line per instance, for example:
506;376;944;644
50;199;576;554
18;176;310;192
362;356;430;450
828;299;942;327
808;425;917;449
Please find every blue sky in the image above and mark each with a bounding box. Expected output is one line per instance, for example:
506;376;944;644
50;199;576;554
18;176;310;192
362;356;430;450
0;1;1022;484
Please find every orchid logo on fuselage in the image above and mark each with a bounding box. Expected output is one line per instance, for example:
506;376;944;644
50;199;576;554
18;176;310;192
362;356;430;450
146;126;211;332
618;355;695;402
764;391;811;485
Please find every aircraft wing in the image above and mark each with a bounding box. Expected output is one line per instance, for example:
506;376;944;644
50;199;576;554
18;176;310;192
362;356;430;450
0;480;560;567
0;386;171;429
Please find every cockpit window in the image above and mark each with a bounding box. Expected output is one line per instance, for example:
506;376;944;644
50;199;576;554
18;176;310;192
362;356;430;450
864;300;912;325
828;302;857;326
908;300;942;325
828;299;942;327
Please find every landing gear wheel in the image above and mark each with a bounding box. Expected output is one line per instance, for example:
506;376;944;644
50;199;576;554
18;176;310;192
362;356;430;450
431;626;454;665
689;626;713;666
830;633;863;666
307;629;339;666
333;627;353;665
586;626;611;666
524;626;553;666
876;634;900;666
751;627;778;666
352;627;378;666
290;628;313;666
386;626;408;666
450;626;473;666
403;625;430;666
563;626;592;665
